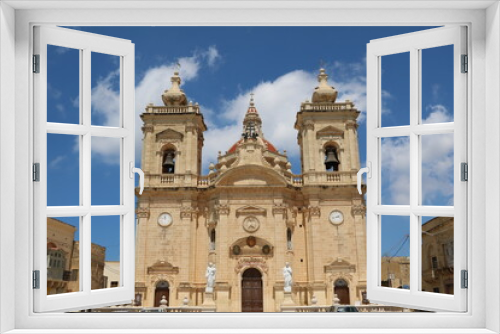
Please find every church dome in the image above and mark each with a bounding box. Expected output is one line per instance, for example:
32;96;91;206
162;71;188;106
227;138;278;154
311;68;338;103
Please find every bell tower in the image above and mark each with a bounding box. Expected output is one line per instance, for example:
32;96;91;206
140;71;207;187
294;68;366;305
295;68;361;183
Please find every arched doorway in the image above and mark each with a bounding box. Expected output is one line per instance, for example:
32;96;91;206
154;281;169;307
241;268;263;312
334;279;350;305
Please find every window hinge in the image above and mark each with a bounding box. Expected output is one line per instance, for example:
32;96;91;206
461;270;468;289
33;163;40;182
461;54;468;73
33;270;40;289
33;54;40;73
461;162;468;181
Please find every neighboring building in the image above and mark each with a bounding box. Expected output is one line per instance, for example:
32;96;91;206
104;261;121;288
47;218;108;294
47;218;77;294
421;217;454;294
135;69;367;311
381;256;410;289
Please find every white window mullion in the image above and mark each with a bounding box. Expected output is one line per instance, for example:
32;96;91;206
121;44;135;293
81;47;92;294
409;47;420;295
365;46;379;298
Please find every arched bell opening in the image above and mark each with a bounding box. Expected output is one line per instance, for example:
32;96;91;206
324;144;340;172
161;149;176;174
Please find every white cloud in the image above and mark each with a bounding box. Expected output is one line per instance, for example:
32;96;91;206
49;155;66;169
422;104;453;124
204;46;221;67
381;105;454;205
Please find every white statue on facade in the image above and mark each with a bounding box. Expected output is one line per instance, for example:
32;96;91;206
283;262;293;293
205;262;216;293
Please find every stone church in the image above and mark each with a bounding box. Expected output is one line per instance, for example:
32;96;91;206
134;68;367;312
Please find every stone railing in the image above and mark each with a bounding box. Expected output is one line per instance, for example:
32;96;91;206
300;101;357;112
297;171;358;185
86;306;216;313
281;305;332;312
197;172;220;187
145;105;200;114
280;305;414;313
145;171;357;188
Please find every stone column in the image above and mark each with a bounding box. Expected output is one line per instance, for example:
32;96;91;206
352;202;367;283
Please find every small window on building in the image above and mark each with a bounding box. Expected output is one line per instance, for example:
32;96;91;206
286;228;293;250
431;256;439;269
110;281;119;288
209;229;216;251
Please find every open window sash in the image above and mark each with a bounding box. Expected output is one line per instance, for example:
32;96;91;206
33;26;136;312
365;26;467;312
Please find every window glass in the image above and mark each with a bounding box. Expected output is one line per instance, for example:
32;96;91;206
47;216;81;294
47;45;80;124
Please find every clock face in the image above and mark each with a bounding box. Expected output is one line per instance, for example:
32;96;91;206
329;210;344;225
157;213;173;227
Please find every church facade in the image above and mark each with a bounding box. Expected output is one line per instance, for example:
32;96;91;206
134;69;367;312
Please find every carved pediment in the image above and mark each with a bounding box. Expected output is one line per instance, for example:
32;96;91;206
236;205;267;217
216;165;288;187
316;125;344;138
147;260;179;275
324;259;356;274
156;128;184;141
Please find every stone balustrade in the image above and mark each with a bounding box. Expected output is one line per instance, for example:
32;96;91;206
86;306;216;313
280;304;414;313
144;171;359;188
300;101;357;112
145;105;200;114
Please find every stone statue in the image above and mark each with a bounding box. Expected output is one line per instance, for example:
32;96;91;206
205;262;216;292
283;262;293;293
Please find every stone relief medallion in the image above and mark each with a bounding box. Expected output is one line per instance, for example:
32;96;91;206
243;216;260;233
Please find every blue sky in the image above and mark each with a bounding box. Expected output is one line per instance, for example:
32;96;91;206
46;27;455;271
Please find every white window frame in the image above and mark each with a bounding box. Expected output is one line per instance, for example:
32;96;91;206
366;26;467;312
33;26;136;312
0;1;499;333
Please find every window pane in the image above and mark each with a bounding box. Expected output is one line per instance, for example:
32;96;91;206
91;216;121;290
380;215;410;289
381;137;410;205
47;45;80;124
421;216;454;295
381;52;410;127
421;134;454;206
91;52;121;127
421;45;454;124
91;137;121;205
47;133;80;206
47;217;80;294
